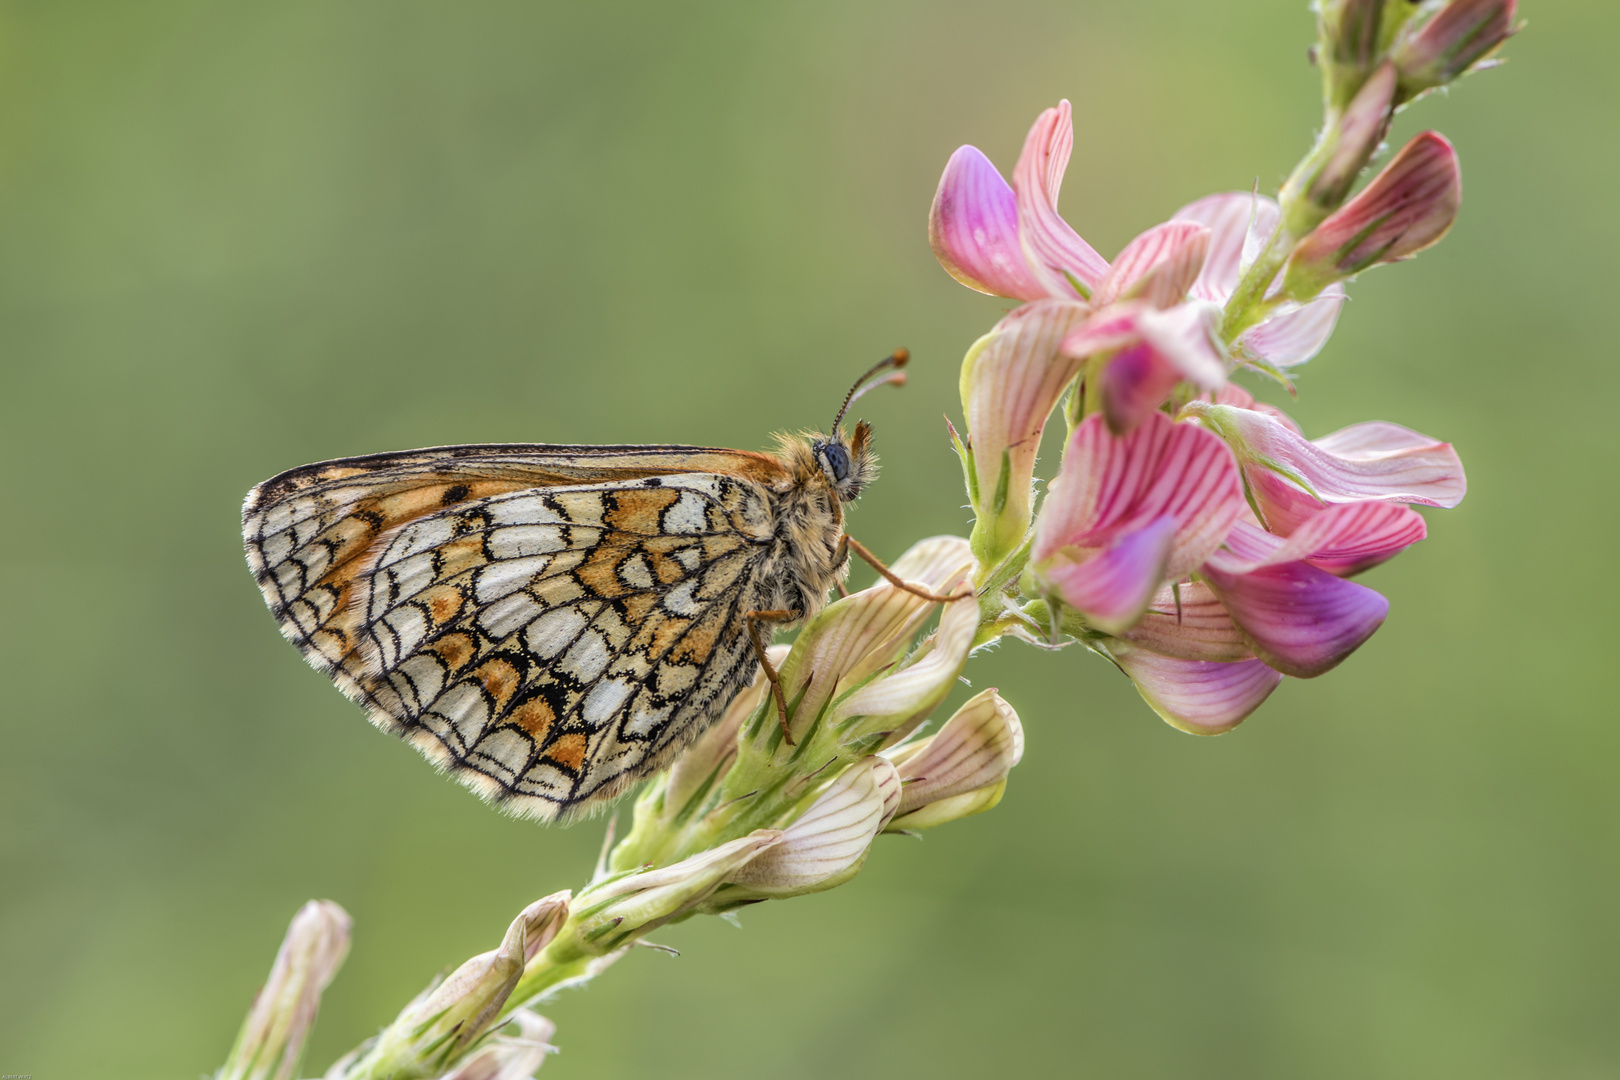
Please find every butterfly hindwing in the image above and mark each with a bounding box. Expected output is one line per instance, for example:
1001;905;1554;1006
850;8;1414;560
243;446;789;819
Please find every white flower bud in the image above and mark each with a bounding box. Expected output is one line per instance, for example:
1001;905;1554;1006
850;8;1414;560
717;757;900;900
219;900;351;1080
438;1010;558;1080
885;689;1023;830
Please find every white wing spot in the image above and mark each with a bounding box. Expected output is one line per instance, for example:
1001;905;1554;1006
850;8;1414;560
561;629;610;682
527;607;588;659
663;491;709;534
582;678;635;729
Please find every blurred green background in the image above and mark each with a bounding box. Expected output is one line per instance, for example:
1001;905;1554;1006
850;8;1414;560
0;1;1611;1076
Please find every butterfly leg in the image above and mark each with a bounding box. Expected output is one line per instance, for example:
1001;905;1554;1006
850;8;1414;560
745;608;799;745
839;536;974;603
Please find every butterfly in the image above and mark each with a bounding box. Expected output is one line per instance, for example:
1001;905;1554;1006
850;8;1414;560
242;350;963;821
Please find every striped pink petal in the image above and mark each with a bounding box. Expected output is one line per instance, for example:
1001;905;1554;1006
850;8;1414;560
1187;403;1466;533
1109;644;1284;734
1116;580;1250;663
1173;192;1281;303
1012;102;1110;299
1035;412;1246;630
1207;504;1427;577
929;145;1049;301
1094;221;1211;308
1238;287;1345;367
1202;560;1389;678
1044;515;1177;634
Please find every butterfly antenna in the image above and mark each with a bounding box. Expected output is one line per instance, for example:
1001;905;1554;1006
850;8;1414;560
832;348;909;433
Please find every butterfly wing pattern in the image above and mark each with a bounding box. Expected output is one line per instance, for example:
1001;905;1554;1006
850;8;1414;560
243;443;803;820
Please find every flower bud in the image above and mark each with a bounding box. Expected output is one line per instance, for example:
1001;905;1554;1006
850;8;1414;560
1317;0;1386;108
439;1010;558;1080
514;892;572;965
1282;132;1460;299
885;689;1023;831
354;905;531;1074
1300;61;1396;216
958;300;1090;569
573;831;784;948
1392;0;1519;100
713;757;901;902
218;900;351;1080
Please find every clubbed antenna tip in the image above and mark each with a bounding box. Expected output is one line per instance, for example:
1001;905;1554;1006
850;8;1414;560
833;348;909;433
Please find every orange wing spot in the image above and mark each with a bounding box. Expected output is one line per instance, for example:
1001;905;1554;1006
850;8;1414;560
606;487;679;533
545;732;588;772
669;607;724;665
575;546;631;599
428;632;477;672
476;658;523;709
511;696;555;740
434;536;487;579
620;592;662;626
423;585;465;626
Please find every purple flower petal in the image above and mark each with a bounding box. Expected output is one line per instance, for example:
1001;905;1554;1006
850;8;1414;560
1202;560;1389;678
1045;515;1177;633
1012;102;1111;298
1098;343;1183;435
1109;644;1284;734
929;145;1048;301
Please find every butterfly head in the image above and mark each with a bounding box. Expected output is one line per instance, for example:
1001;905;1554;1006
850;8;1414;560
815;348;907;502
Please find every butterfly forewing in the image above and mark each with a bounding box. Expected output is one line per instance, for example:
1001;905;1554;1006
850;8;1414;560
243;444;792;820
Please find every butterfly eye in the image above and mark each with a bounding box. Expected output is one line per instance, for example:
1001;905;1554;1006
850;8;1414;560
819;442;851;484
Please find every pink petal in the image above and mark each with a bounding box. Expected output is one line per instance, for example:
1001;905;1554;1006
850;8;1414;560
1173;192;1282;304
1187;403;1466;533
1201;561;1389;678
1098;343;1184;435
1044;515;1177;634
1012;102;1110;299
929;145;1048;301
1035;411;1245;585
1109;644;1284;734
1094;221;1211;308
1116;580;1251;663
1238;287;1346;367
1206;504;1427;577
1063;302;1228;432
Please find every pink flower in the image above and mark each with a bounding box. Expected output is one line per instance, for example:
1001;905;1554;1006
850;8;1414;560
1060;191;1350;433
1033;412;1246;634
1040;392;1464;732
929;100;1108;303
